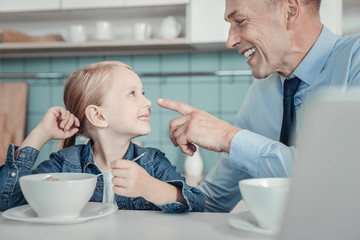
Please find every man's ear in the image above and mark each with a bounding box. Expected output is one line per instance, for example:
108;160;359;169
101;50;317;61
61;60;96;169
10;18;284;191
286;0;300;29
85;105;108;128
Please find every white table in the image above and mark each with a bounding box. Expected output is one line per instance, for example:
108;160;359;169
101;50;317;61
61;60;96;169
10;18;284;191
0;210;273;240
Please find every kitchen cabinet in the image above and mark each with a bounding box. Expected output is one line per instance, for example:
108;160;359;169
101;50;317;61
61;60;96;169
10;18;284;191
186;0;228;44
61;0;125;10
124;0;190;7
0;0;60;12
0;0;231;57
62;0;189;10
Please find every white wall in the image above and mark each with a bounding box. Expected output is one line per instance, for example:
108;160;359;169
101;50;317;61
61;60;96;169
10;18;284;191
320;0;343;35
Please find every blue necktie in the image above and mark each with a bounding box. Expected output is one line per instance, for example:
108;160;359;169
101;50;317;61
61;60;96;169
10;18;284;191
280;77;301;146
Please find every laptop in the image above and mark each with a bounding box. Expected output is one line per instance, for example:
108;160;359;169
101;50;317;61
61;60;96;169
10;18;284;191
278;89;360;240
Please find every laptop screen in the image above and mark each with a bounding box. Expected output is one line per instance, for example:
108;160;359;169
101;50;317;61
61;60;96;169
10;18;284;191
278;90;360;240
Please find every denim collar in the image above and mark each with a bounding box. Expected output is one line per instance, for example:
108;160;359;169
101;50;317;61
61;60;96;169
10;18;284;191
81;139;138;172
82;139;95;172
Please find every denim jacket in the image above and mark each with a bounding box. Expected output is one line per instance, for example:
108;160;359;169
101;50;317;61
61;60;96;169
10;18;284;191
0;140;205;212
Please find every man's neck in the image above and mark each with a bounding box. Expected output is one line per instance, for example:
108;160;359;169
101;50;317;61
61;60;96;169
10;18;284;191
280;19;323;78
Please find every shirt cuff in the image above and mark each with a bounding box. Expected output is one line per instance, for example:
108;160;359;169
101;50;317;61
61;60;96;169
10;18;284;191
229;130;273;177
6;144;40;170
156;180;191;213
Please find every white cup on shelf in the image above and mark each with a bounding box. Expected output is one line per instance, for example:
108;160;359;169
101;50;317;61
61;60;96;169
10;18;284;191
69;24;87;42
160;16;182;40
95;21;113;40
133;22;152;41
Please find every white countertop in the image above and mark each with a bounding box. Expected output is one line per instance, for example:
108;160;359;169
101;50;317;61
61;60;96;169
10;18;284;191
0;209;273;240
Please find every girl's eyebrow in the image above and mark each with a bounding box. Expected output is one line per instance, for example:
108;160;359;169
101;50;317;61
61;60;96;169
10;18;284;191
126;86;144;93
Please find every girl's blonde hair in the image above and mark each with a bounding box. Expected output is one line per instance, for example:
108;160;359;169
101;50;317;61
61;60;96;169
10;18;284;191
61;61;133;149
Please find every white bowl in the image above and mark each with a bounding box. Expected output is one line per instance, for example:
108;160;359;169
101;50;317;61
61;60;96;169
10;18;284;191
19;173;97;219
239;178;290;231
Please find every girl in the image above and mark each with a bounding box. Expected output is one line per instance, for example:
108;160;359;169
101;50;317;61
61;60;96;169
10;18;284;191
0;61;205;212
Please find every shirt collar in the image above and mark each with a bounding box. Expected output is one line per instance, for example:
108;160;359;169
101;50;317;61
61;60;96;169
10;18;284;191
280;25;340;85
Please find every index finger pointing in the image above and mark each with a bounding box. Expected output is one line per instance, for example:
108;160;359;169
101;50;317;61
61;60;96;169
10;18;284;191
157;98;194;116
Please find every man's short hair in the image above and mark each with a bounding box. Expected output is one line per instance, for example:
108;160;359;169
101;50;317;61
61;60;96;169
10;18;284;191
302;0;321;12
268;0;321;13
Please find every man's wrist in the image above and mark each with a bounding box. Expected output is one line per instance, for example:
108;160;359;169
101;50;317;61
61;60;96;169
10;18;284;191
223;125;241;153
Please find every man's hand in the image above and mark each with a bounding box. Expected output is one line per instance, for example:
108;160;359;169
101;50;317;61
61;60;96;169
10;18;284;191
157;98;241;155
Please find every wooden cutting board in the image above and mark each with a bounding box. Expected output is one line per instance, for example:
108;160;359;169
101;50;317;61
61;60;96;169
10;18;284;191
0;82;28;165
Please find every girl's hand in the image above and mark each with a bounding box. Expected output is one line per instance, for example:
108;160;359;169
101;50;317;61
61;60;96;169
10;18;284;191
111;159;187;205
37;106;80;141
15;106;80;156
111;160;153;199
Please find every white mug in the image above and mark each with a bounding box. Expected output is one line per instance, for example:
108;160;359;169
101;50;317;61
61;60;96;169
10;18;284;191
95;21;113;40
133;23;151;41
69;24;87;42
239;178;290;232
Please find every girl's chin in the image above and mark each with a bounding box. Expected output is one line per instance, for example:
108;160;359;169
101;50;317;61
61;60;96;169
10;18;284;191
134;129;151;137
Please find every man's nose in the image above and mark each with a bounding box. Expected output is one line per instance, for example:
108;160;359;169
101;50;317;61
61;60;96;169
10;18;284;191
226;26;239;48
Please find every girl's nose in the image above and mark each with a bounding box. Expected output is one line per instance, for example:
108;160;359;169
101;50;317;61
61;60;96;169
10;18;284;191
144;97;152;109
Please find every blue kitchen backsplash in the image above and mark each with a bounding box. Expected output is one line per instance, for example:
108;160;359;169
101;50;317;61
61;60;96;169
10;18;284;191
0;51;254;173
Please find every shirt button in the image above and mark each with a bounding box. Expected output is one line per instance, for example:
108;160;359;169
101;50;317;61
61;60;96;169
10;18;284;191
145;201;150;205
177;206;181;209
97;183;101;187
19;153;25;158
11;172;17;177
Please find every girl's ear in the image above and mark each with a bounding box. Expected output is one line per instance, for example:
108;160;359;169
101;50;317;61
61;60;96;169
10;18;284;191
85;105;108;128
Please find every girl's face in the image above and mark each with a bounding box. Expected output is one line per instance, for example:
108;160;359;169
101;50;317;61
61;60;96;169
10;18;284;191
100;67;152;139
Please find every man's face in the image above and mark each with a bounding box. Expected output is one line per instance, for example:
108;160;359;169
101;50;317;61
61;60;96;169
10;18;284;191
225;0;291;79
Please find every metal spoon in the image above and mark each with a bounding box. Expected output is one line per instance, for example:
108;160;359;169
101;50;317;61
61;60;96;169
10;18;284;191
96;152;146;177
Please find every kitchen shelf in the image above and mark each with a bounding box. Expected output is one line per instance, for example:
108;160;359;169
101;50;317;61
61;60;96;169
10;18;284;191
0;38;230;58
0;5;185;22
0;70;252;80
0;0;231;57
0;5;188;57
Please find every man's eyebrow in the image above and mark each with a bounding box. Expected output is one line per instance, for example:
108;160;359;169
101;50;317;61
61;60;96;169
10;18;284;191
225;10;237;21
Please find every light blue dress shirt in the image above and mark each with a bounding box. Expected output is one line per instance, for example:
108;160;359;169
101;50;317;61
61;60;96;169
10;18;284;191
200;26;360;212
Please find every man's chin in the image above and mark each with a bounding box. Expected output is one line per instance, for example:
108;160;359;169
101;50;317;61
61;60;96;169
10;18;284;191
251;68;272;79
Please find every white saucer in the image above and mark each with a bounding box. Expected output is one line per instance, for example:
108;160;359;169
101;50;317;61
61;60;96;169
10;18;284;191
228;211;277;236
2;202;117;224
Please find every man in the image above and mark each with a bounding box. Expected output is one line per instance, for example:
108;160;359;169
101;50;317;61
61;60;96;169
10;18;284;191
157;0;360;212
